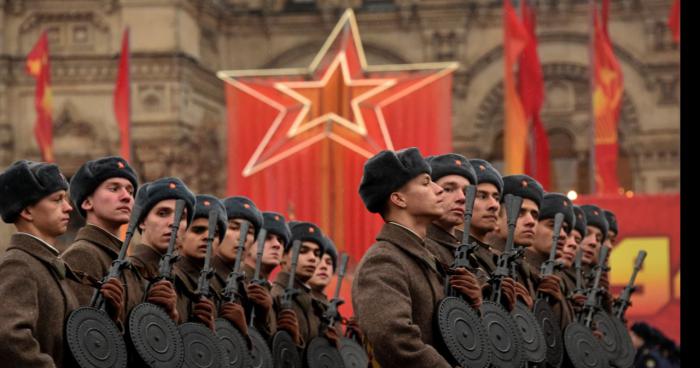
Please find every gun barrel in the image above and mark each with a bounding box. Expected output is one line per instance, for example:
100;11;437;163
287;240;302;290
504;194;523;254
158;199;186;278
232;222;249;274
460;185;477;245
252;228;267;281
333;253;349;300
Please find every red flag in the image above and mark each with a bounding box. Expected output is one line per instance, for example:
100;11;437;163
25;31;53;162
592;0;623;194
114;28;131;161
518;1;551;190
503;0;531;175
668;0;680;44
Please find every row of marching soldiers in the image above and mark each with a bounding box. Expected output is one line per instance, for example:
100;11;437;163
0;147;646;368
0;156;362;368
352;148;645;368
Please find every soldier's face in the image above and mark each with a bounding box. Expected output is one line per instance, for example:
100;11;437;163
23;190;73;238
83;177;134;226
558;229;581;268
284;240;321;283
434;175;471;228
533;217;568;257
581;226;603;265
471;183;500;232
308;253;334;291
397;173;445;219
218;218;254;264
496;198;539;246
181;217;219;260
607;231;617;245
248;232;284;268
140;199;188;253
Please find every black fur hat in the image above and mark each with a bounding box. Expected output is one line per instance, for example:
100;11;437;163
539;193;575;234
358;147;431;214
289;221;326;256
135;177;195;227
572;205;588;237
262;211;291;247
469;159;503;194
501;174;544;208
603;210;618;235
322;236;338;271
426;153;478;185
222;196;263;240
580;204;609;242
192;194;227;243
0;160;69;223
69;156;138;218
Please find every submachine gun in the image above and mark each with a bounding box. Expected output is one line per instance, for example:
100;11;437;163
65;204;143;368
434;185;491;368
177;209;228;368
127;199;187;368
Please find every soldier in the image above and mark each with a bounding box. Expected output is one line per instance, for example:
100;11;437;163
308;235;338;302
121;177;195;323
488;174;545;307
353;147;454;367
630;322;673;368
559;205;587;313
526;192;576;328
271;221;336;347
172;195;227;330
424;153;484;308
574;204;609;313
61;156;139;306
210;196;272;337
0;160;123;367
243;211;286;281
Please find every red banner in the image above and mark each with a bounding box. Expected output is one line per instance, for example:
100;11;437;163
25;31;54;162
575;193;680;343
592;0;624;194
114;28;131;161
220;10;456;317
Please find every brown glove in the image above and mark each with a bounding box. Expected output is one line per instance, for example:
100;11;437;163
514;281;534;309
500;277;517;312
147;279;179;322
100;277;124;323
221;302;248;336
277;309;301;346
193;297;216;331
324;326;340;348
448;267;483;309
345;316;364;344
570;293;587;314
246;283;273;319
537;275;565;303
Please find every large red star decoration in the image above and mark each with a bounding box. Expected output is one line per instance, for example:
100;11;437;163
218;9;457;177
218;9;457;316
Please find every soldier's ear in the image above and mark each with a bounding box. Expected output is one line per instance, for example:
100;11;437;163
389;192;407;209
81;196;93;212
18;207;34;222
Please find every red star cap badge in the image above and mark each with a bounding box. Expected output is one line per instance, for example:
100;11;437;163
169;182;177;189
117;161;125;169
243;203;251;209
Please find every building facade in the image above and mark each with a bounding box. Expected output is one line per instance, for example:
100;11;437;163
0;0;680;247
